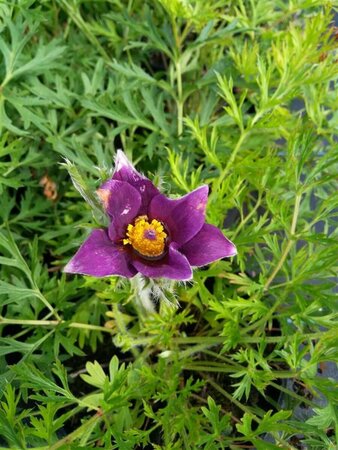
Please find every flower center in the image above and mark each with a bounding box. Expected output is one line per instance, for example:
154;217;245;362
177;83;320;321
123;215;167;257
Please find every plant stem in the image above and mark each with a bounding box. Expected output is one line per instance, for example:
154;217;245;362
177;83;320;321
264;192;302;291
176;59;183;136
205;376;261;422
113;303;139;358
214;131;248;193
241;293;286;334
171;18;184;136
59;0;109;61
183;364;298;379
169;332;324;345
0;317;325;347
269;380;318;409
206;378;297;450
48;411;103;450
34;289;62;321
232;191;263;239
0;316;108;332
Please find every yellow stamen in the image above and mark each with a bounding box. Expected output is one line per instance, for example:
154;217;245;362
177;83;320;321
123;215;167;257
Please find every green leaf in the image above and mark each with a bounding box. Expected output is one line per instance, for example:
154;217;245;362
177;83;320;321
0;338;35;357
13;363;75;401
0;230;32;279
81;361;108;388
306;404;337;429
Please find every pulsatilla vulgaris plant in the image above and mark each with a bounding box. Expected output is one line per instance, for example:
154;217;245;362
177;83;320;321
65;150;236;281
0;1;337;449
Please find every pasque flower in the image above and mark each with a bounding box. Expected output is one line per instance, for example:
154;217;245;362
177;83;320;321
64;151;236;280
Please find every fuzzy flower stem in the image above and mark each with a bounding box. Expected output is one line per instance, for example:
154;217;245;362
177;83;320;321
130;275;155;314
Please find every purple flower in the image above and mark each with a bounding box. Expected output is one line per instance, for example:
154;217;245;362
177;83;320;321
64;151;237;281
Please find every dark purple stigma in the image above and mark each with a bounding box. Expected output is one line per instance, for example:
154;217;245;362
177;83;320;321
144;229;156;240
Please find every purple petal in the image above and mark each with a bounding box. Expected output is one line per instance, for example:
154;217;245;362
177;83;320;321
100;150;160;215
131;179;159;215
180;223;237;267
97;180;141;240
64;229;137;277
149;185;209;246
131;244;192;280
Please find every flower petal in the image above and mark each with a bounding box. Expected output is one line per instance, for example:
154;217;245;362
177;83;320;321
100;150;160;214
97;180;141;240
131;179;160;215
180;223;237;266
149;185;209;246
64;229;137;277
131;244;192;280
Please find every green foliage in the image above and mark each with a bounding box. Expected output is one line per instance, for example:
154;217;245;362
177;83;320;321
0;0;337;448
